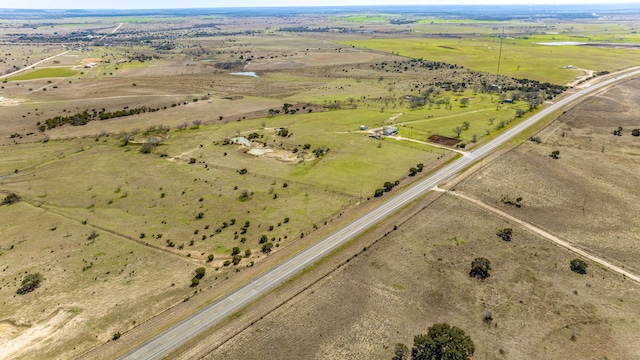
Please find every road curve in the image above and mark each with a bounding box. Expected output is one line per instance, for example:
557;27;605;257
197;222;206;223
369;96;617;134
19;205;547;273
120;69;640;360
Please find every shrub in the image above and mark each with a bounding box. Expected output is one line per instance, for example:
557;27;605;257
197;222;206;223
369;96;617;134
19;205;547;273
496;228;512;241
17;273;43;295
570;258;587;274
207;254;214;262
469;258;491;280
1;192;20;205
262;242;274;254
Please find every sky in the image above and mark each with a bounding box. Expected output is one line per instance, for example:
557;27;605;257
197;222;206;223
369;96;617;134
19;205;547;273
10;0;640;10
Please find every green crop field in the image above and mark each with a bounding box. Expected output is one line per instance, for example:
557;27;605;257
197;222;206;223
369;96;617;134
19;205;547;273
9;67;78;81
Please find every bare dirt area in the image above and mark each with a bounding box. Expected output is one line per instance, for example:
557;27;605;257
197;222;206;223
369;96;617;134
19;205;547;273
428;134;462;146
206;194;640;360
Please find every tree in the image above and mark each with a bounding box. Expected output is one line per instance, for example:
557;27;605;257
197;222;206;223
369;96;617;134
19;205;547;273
17;273;43;295
231;247;240;256
194;267;206;279
570;258;588;274
469;258;491;279
409;167;418;176
550;150;560;159
411;323;475;360
632;129;640;137
206;254;214;263
374;188;384;197
459;97;469;107
462;121;470;130
384;181;395;192
453;126;463;138
392;343;410;360
262;242;274;254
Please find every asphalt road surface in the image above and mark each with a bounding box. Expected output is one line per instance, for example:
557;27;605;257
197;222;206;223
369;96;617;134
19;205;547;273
120;69;640;360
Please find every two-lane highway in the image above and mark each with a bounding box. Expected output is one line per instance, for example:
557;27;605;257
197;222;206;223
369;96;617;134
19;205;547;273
120;68;640;360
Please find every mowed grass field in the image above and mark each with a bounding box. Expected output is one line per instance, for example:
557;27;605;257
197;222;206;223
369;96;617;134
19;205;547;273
8;67;78;81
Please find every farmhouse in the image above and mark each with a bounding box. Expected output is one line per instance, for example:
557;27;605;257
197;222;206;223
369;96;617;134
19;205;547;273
382;126;398;136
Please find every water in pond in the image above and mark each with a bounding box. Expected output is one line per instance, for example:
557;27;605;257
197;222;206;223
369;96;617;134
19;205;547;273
536;42;586;46
230;72;259;78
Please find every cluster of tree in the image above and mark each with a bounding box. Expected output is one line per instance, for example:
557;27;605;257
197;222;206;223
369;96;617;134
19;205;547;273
125;53;156;63
374;180;400;197
370;59;461;73
312;146;330;158
190;267;206;287
392;323;475;360
214;60;245;70
278;26;335;32
408;163;424;176
42;106;164;130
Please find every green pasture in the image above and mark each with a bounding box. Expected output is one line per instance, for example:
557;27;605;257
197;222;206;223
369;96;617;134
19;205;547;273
395;100;528;142
341;37;640;84
8;67;78;81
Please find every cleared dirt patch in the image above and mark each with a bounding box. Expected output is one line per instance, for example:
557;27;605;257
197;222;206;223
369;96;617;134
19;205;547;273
428;134;461;146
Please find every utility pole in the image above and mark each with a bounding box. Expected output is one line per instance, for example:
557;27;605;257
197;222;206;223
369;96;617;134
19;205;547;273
497;26;505;76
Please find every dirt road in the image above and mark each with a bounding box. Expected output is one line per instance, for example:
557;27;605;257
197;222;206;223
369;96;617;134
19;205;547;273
435;188;640;283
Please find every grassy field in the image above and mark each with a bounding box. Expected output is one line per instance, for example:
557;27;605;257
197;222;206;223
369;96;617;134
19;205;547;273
341;37;640;84
8;67;78;81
